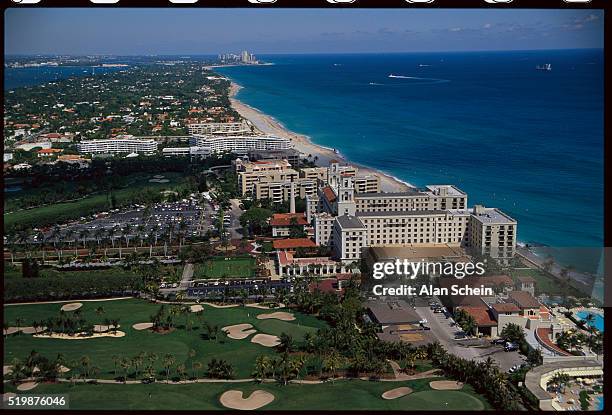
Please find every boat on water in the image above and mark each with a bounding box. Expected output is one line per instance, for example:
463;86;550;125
536;64;552;71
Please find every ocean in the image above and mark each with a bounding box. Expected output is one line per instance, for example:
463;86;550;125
215;50;604;274
4;51;603;274
4;65;124;90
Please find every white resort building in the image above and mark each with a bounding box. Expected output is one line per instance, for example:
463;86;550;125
77;137;158;155
189;134;292;155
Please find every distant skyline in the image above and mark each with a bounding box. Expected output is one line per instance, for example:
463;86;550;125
5;9;604;56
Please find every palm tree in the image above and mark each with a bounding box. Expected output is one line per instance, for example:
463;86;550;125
95;306;105;322
111;355;120;378
193;361;203;380
323;350;342;383
119;357;131;383
163;353;175;383
252;355;272;382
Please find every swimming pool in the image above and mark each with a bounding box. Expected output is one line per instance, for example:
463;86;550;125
575;311;604;332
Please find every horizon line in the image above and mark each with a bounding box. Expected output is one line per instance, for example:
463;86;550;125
4;47;604;57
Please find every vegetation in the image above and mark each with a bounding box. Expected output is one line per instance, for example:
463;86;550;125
193;256;256;279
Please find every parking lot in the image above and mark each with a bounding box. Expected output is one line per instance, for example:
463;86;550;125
33;195;210;247
187;278;293;298
415;299;525;372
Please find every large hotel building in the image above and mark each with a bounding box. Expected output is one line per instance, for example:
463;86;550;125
76;137;158;155
306;162;516;264
189;135;292;155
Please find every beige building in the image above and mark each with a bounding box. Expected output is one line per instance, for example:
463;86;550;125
468;205;517;262
308;161;517;264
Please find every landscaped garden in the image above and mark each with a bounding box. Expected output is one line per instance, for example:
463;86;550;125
193;256;257;279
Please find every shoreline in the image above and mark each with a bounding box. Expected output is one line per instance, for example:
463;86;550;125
228;82;411;193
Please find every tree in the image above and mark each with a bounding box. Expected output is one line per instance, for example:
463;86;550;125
500;323;525;344
278;332;295;353
323;350;342;382
252;355;272;382
240;207;273;236
527;348;543;366
162;353;175;383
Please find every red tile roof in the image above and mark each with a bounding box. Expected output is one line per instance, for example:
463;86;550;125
492;303;520;313
272;238;316;250
322;186;337;202
508;290;541;309
458;306;497;327
309;278;342;294
535;327;572;356
270;213;308;227
37;148;62;154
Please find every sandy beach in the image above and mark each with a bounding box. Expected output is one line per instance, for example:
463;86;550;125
228;82;410;193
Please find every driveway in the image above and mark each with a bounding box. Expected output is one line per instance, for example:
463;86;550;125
415;305;525;372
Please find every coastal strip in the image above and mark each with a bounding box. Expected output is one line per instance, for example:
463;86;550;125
228;82;411;193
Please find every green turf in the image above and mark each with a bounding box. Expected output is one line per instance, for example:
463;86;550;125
510;268;566;296
193;257;256;279
2;378;489;410
3;299;325;379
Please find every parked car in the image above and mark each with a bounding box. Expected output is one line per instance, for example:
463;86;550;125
504;342;519;352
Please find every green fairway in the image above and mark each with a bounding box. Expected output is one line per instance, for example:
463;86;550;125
4;299;325;379
2;378;489;410
194;256;256;279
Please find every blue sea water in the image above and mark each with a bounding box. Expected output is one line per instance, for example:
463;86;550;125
575;311;604;332
215;50;604;273
4;66;124;90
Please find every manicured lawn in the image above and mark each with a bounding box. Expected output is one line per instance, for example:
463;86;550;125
510;268;565;296
2;378;489;410
194;256;256;279
4;299;325;379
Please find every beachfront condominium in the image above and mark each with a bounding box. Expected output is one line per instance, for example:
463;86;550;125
308;162;517;264
234;158;317;203
76;137;158;155
189;134;292;155
235;157;381;204
187;121;252;136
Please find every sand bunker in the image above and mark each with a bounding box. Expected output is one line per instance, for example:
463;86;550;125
223;324;257;340
4;327;20;335
17;382;38;391
200;302;239;309
153;175;165;179
256;312;295;321
61;302;83;312
132;322;154;331
429;380;464;390
250;334;280;347
20;326;47;334
93;324;120;333
219;390;275;410
149;179;170;183
382;387;413;400
4;365;13;375
246;303;285;310
59;365;71;373
34;331;126;340
190;305;204;313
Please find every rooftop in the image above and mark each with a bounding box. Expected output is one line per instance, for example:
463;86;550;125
356;210;448;217
470;206;516;225
492;302;521;313
425;184;467;197
508;290;541;309
365;300;422;325
517;276;536;284
355;190;425;199
457;306;497;327
270;213;308;227
322;186;337;203
335;215;365;230
272;238;316;250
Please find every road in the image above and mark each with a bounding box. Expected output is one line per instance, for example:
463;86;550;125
415;304;525;372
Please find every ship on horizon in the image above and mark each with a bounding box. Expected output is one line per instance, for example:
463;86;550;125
536;63;552;71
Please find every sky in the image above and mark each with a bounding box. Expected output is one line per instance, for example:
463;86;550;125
4;8;604;55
